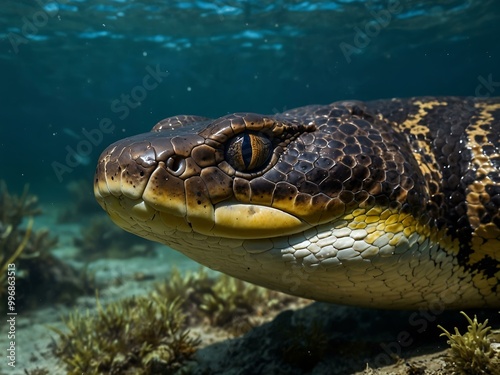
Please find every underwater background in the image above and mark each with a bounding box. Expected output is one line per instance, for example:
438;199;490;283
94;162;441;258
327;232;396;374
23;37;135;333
1;0;500;199
1;0;500;374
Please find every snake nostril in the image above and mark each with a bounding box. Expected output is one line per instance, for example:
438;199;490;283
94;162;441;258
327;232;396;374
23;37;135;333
166;155;186;176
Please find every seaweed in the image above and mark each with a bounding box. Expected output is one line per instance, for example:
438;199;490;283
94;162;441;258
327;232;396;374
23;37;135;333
51;294;200;375
51;269;310;373
0;180;92;311
198;274;282;327
0;181;41;228
438;311;500;375
0;182;40;295
155;268;305;335
73;215;155;261
0;216;33;286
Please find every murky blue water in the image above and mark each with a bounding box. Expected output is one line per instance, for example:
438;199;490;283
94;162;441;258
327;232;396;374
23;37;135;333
1;0;499;198
1;2;500;373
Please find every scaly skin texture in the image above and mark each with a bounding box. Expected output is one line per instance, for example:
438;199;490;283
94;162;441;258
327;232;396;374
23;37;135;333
94;97;500;309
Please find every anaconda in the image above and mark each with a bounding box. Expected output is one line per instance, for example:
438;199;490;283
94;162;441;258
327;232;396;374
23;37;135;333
94;96;500;309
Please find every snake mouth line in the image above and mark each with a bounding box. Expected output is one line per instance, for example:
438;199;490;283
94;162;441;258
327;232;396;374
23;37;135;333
98;189;312;240
93;153;312;239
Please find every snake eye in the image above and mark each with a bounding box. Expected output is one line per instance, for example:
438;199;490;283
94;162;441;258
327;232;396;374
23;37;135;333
225;132;272;172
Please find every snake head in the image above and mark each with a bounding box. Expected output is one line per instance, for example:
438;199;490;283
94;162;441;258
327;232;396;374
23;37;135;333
94;112;322;241
94;102;426;250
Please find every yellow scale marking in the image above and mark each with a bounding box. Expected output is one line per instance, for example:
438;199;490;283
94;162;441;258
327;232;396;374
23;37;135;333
343;204;460;256
466;102;500;264
395;100;446;194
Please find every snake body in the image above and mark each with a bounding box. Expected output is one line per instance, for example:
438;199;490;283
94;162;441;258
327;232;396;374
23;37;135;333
94;97;500;309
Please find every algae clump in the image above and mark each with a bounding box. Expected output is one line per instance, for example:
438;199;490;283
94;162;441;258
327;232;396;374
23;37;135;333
0;180;87;310
51;295;200;375
438;311;500;375
156;268;303;334
52;269;307;373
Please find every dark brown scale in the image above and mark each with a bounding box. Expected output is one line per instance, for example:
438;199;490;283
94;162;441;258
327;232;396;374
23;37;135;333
306;167;328;183
320;179;343;196
286;170;306;185
483;144;495;156
344;174;364;191
274;182;297;201
264;168;286;183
